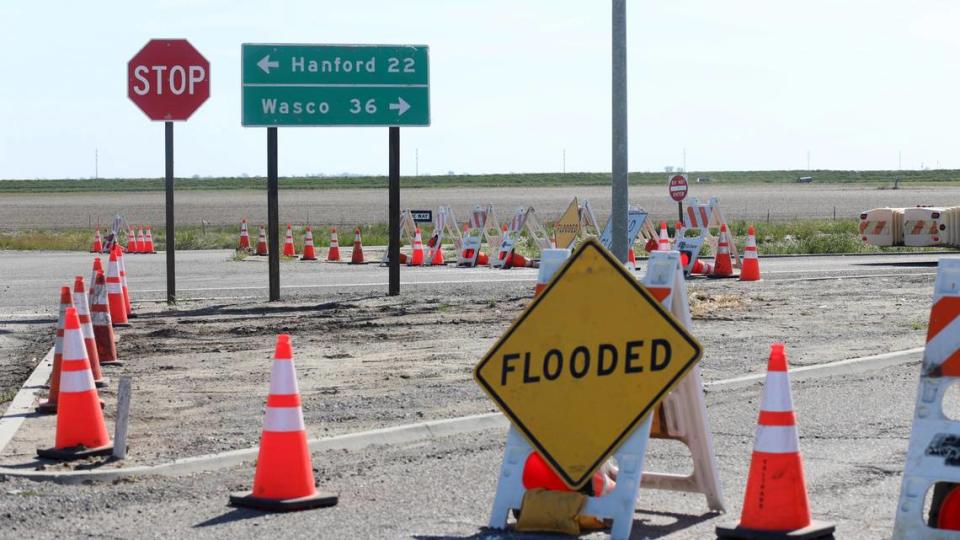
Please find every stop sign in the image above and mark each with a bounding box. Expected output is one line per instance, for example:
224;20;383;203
669;174;688;202
128;39;210;121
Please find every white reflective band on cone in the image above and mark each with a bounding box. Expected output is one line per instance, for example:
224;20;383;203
63;331;87;360
107;282;122;293
269;362;299;395
759;372;794;412
753;425;800;453
925;314;960;366
263;407;305;432
60;369;95;392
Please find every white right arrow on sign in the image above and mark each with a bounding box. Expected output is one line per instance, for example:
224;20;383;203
389;97;410;116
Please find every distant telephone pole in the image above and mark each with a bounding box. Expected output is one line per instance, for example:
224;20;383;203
95;149;99;179
562;149;567;174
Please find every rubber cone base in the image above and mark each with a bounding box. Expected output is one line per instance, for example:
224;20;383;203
94;378;110;389
229;490;338;512
128;313;138;319
716;519;835;539
707;273;740;280
112;322;131;328
99;360;124;366
37;443;114;461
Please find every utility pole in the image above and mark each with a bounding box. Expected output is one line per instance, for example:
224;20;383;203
611;0;628;263
563;149;567;174
95;148;99;179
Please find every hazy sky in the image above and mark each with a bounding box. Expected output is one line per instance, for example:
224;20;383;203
1;1;958;179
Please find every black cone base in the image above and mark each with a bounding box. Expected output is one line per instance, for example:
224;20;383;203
229;490;338;512
37;443;114;461
716;519;836;540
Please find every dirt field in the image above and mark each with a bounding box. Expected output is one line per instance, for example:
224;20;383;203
2;183;959;230
0;269;934;469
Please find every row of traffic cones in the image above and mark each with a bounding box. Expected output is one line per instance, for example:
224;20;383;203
89;226;156;254
36;244;137;460
243;222;366;265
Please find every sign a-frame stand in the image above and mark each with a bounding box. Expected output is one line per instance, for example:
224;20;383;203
241;43;430;300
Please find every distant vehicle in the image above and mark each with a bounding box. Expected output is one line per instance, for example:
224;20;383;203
696;176;712;183
796;176;814;183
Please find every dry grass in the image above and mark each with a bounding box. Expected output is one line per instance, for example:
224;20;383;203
689;290;747;319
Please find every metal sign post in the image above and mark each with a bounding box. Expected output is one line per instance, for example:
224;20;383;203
165;122;175;304
267;128;280;301
669;174;689;225
389;128;400;296
611;0;628;263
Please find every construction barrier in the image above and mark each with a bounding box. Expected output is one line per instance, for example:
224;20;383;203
893;257;960;537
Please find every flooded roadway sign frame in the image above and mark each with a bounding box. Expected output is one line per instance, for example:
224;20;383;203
241;43;430;127
474;238;703;489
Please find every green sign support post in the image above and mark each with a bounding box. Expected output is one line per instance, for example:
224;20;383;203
242;43;430;299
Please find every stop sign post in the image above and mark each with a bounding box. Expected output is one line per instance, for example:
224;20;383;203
128;39;210;304
669;174;689;224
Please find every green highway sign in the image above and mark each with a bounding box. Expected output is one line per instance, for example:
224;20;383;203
241;43;429;127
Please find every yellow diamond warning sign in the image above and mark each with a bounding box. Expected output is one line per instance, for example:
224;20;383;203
474;238;702;489
554;197;581;249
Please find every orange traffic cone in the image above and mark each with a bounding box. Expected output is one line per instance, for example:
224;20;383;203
238;219;251;250
90;257;103;300
509;252;530;268
477;251;490;265
658;221;671;251
73;277;107;388
301;226;317;261
106;247;129;327
740;225;761;282
626;247;636;270
410;227;425;266
90;229;103;253
136;226;146;254
125;226;137;254
350;228;365;264
37;307;114;460
90;271;120;366
144;226;156;254
36;287;73;414
431;246;445;265
535;249;571;296
255;226;268;256
711;224;734;278
327;228;341;261
716;344;835;539
681;252;714;275
229;334;338;511
523;451;615;498
116;245;134;318
283;224;297;257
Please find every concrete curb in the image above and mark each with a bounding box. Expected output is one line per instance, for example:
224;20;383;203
0;345;923;484
0;412;509;484
0;346;54;454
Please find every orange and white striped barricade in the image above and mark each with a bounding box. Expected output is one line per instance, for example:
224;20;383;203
893;257;960;537
424;206;461;266
491;208;526;269
858;207;904;247
458;204;497;267
486;250;722;540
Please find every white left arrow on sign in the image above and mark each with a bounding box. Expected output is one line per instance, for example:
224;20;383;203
389;97;411;116
257;55;279;74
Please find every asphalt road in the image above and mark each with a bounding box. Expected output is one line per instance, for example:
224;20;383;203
0;249;946;316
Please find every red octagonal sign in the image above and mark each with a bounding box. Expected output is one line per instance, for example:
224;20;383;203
128;39;210;121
